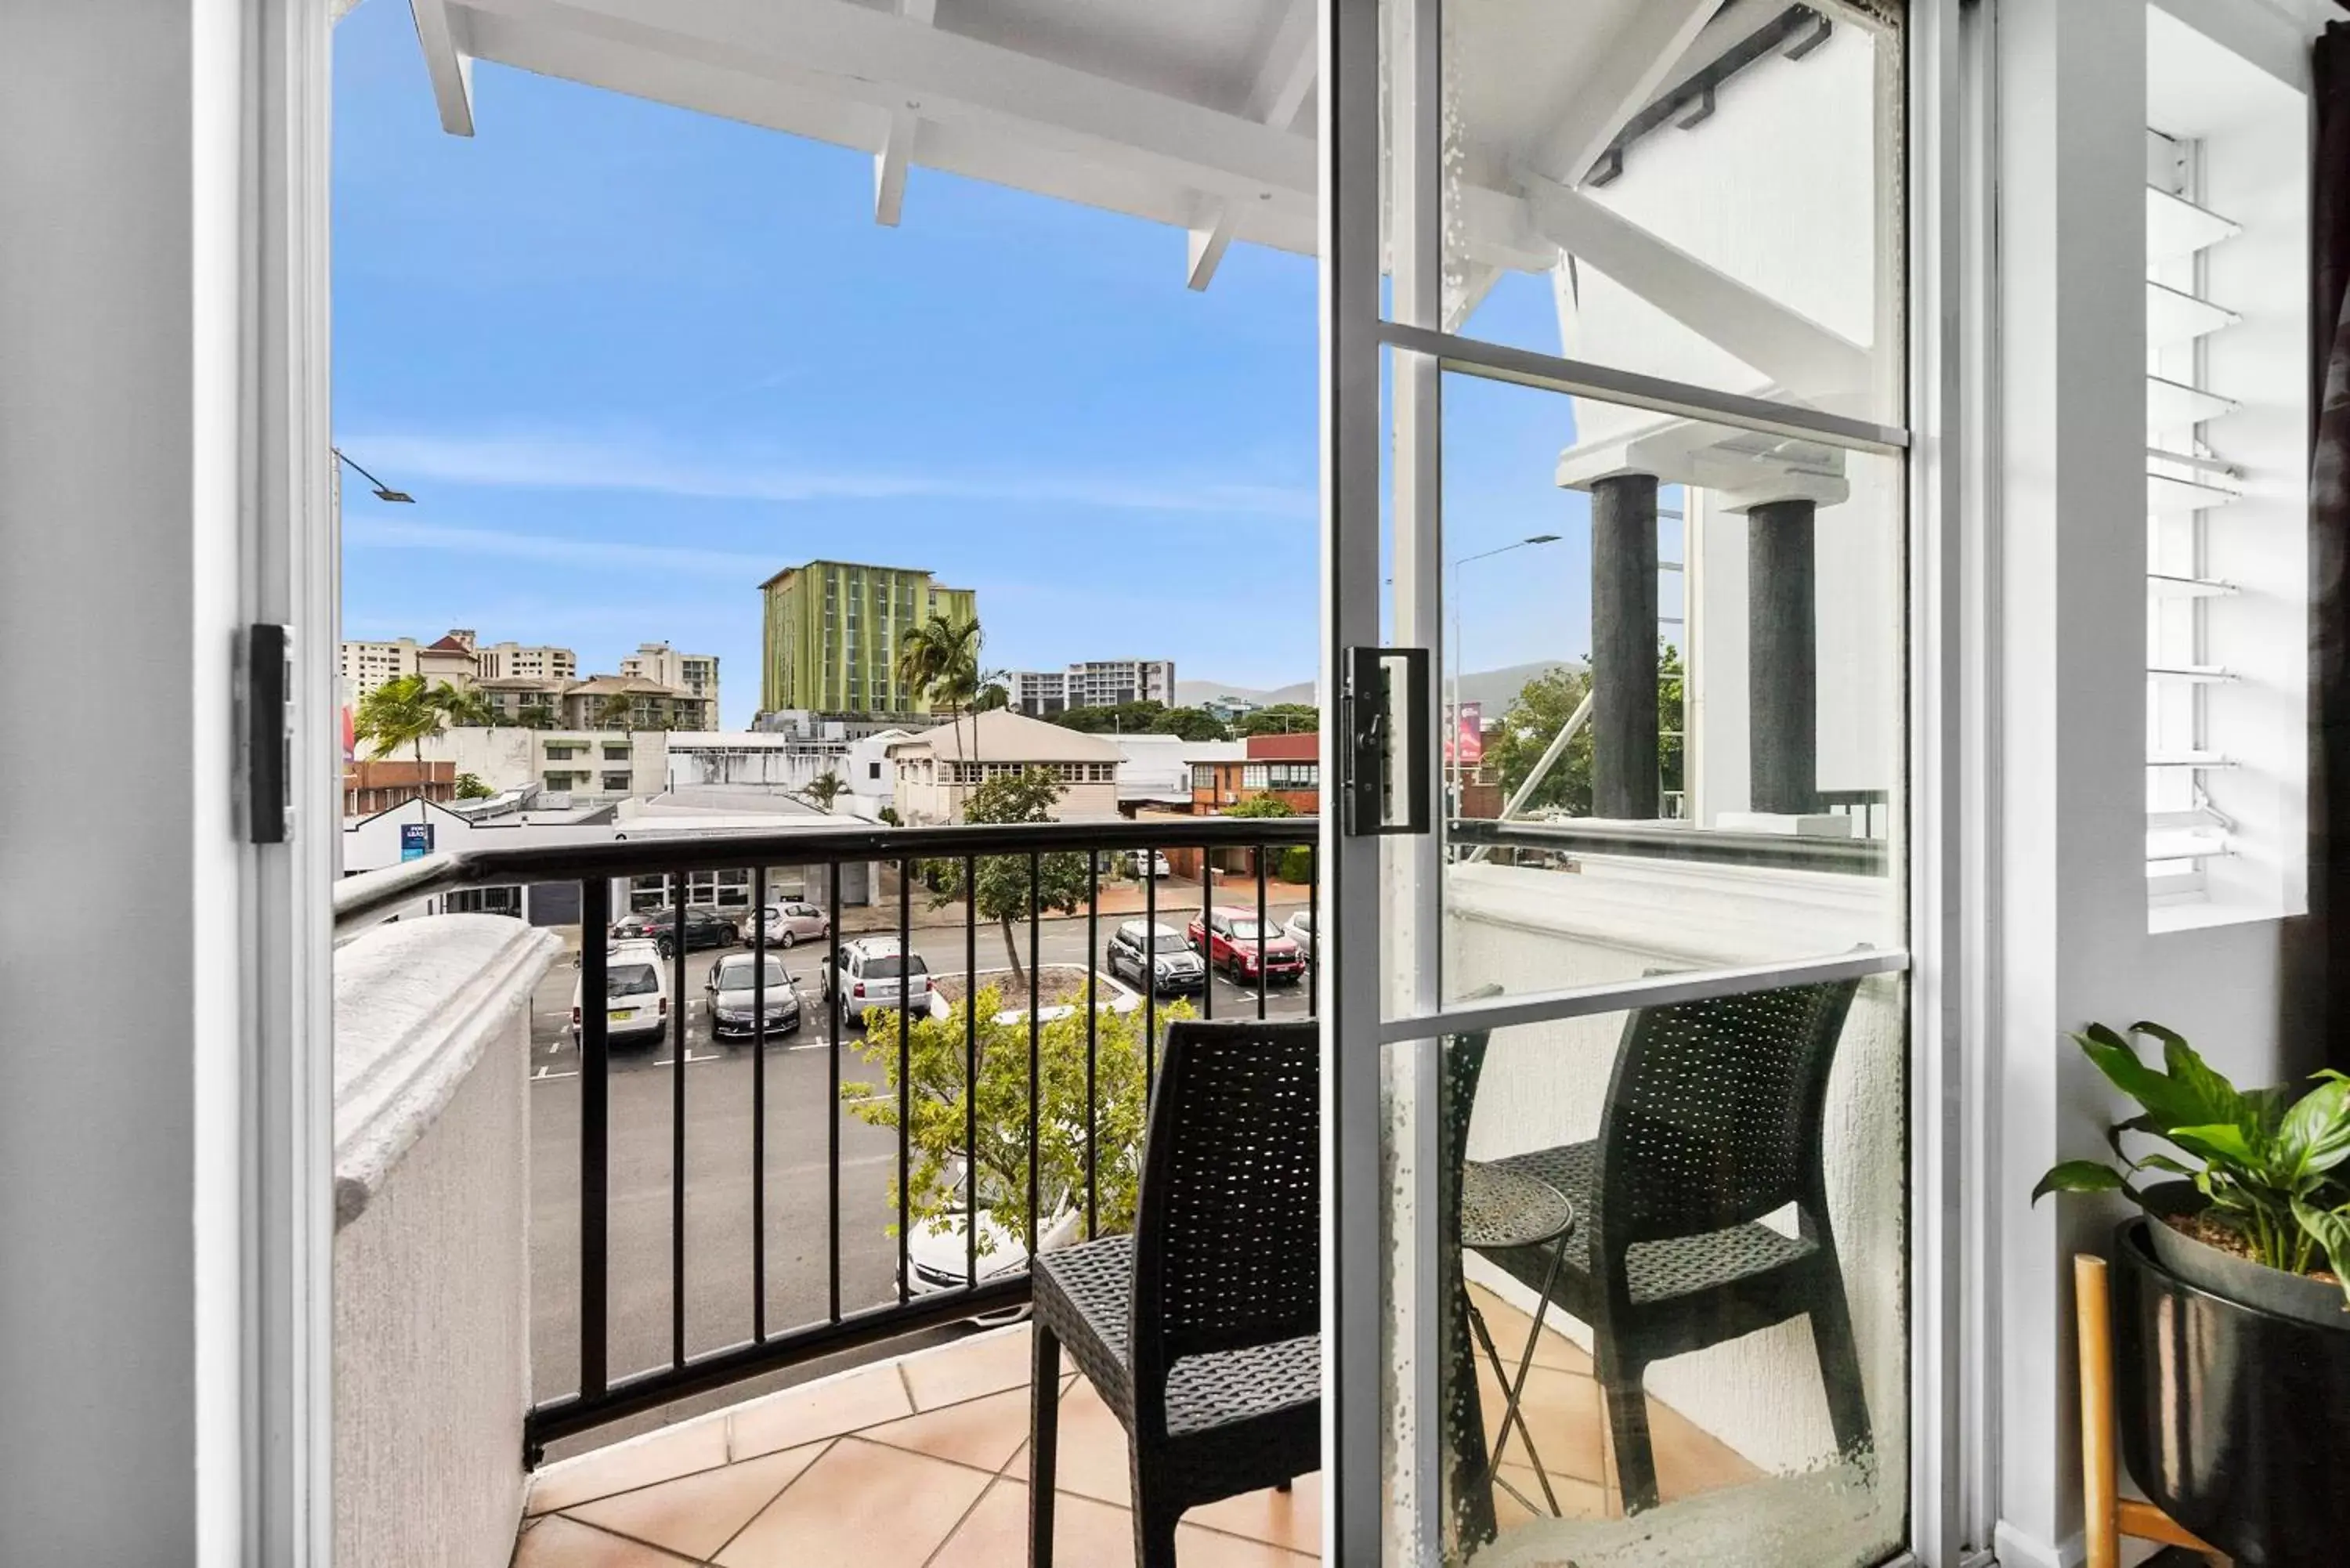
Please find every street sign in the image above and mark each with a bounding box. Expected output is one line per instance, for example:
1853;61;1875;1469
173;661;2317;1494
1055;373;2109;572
400;822;435;862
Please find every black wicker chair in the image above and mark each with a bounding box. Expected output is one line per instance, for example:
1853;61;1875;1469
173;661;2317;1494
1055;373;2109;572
1028;1018;1320;1568
1465;977;1871;1514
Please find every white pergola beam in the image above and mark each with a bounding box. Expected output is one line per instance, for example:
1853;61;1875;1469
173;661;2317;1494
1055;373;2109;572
1526;0;1714;185
410;0;478;135
1187;0;1314;291
460;0;1314;202
1517;168;1871;403
871;0;935;227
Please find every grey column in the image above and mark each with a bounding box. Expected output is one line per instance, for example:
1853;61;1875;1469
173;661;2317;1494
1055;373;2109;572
1590;474;1659;818
1748;499;1818;815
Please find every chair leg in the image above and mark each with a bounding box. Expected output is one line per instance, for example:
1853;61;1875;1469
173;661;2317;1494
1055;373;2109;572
1807;1262;1873;1465
1029;1323;1061;1567
1130;1448;1180;1568
1596;1342;1659;1515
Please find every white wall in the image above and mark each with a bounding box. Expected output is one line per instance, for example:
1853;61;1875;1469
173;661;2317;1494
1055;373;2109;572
0;4;247;1557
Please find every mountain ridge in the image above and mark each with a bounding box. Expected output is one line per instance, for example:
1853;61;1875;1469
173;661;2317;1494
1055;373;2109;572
1174;659;1579;715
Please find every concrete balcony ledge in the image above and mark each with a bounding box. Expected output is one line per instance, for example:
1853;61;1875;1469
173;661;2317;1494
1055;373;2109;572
334;912;560;1568
334;912;561;1228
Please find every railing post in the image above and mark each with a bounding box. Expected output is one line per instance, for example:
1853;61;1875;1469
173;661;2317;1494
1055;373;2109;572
578;876;610;1403
670;866;688;1368
751;865;767;1342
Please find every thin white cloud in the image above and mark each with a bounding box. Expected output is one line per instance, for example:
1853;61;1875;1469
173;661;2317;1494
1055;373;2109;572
339;431;1316;520
344;518;772;578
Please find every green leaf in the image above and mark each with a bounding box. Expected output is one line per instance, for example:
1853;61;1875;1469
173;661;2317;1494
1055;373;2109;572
2072;1026;2212;1133
2136;1024;2247;1131
2131;1152;2198;1180
2277;1077;2350;1182
2105;1114;2159;1165
2033;1161;2130;1205
2169;1122;2260;1168
2290;1200;2350;1310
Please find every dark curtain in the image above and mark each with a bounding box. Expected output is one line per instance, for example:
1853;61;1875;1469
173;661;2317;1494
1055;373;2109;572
2313;23;2350;1073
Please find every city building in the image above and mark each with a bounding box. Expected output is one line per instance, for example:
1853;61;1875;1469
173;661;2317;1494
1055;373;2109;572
1109;733;1243;811
1004;657;1176;715
556;674;713;732
759;559;976;715
342;759;455;816
338;628;479;699
885;708;1122;825
662;727;909;821
617;642;719;722
1200;693;1267;724
1191;731;1321;815
420;727;667;804
473;641;577;684
469;676;569;724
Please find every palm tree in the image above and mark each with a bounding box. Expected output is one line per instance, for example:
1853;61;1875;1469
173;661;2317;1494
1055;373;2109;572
897;612;985;763
354;674;462;822
440;684;497;727
514;703;558;731
595;694;635;732
800;769;848;814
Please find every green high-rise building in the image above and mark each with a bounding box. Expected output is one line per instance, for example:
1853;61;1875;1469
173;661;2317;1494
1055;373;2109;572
759;560;978;716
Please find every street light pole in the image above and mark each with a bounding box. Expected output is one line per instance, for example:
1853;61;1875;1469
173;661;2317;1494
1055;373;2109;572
1448;533;1560;807
332;446;415;504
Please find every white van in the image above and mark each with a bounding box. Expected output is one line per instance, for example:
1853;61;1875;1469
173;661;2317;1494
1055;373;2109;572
570;938;671;1047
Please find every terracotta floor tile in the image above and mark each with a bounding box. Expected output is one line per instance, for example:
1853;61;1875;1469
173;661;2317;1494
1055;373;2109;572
727;1364;913;1460
859;1384;1033;1473
1170;1523;1317;1566
714;1437;990;1568
512;1515;700;1567
1490;1463;1611;1529
898;1324;1046;1411
927;1478;1137;1568
564;1441;826;1561
1475;1361;1608;1487
526;1418;732;1516
1465;1285;1593;1375
1182;1473;1321;1553
1003;1378;1132;1505
1648;1398;1764;1501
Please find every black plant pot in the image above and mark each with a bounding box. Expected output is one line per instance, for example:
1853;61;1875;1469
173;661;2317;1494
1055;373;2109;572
2112;1219;2350;1566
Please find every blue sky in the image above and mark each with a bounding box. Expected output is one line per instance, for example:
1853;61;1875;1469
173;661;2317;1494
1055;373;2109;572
332;2;1640;728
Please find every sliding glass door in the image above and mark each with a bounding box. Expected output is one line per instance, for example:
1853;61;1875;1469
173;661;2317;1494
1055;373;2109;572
1324;3;1924;1561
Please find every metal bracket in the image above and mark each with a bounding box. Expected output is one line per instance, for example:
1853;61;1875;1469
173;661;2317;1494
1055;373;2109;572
244;623;294;844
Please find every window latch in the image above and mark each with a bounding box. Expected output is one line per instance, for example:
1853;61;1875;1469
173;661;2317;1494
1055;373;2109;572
243;623;295;844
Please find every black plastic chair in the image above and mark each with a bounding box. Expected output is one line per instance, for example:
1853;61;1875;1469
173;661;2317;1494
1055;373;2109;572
1029;1018;1319;1568
1462;977;1871;1514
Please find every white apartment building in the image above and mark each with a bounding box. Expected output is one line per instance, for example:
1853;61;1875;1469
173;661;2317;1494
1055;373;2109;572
1006;657;1174;715
339;629;479;699
474;641;577;684
619;642;720;721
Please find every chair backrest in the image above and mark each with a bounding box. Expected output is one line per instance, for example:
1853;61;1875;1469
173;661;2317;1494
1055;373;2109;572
1594;977;1862;1248
1130;1018;1320;1371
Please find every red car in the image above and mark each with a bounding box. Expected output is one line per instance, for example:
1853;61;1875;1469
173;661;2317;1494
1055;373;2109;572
1186;905;1307;985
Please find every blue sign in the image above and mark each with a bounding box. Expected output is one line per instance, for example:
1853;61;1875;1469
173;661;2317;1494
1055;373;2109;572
400;822;435;862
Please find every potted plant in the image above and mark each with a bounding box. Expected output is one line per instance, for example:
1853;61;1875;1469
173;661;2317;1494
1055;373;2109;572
2035;1021;2350;1564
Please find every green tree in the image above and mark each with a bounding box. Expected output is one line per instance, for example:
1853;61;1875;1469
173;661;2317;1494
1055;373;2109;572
512;703;558;731
1052;699;1167;735
353;674;471;821
1236;703;1318;737
1224;791;1296;818
897;612;985;756
927;768;1089;985
799;769;849;814
593;694;635;732
1148;706;1230;742
843;987;1180;1252
440;686;497;727
454;771;494;800
972;681;1010;712
1484;644;1684;815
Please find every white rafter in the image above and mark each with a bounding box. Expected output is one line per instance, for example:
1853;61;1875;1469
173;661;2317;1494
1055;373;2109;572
1524;0;1714;186
1186;0;1314;291
872;0;935;227
1517;168;1870;404
410;0;478;136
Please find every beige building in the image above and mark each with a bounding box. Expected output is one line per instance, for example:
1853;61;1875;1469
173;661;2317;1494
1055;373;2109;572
340;628;480;699
619;643;719;722
419;728;666;803
471;676;569;724
559;674;712;732
475;641;577;684
886;708;1123;826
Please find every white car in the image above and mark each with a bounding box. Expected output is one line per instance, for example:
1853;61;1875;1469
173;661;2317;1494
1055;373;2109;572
1124;849;1173;880
703;951;802;1039
905;1184;1083;1326
1282;908;1317;965
570;938;671;1048
754;899;830;949
818;936;935;1025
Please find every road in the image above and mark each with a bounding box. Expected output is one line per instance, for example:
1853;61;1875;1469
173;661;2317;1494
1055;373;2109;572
523;897;1311;1407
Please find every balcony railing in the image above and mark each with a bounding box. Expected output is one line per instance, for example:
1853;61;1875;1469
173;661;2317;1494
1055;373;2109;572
333;815;1318;1461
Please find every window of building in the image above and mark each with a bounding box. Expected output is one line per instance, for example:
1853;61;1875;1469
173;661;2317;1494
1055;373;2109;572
1241;764;1269;791
602;772;631;791
603;744;629;760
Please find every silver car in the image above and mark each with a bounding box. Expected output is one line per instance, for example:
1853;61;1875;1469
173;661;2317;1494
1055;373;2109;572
1105;919;1206;995
754;899;831;949
703;952;801;1039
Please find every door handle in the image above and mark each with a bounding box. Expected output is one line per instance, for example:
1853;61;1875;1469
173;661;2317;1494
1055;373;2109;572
1341;646;1431;836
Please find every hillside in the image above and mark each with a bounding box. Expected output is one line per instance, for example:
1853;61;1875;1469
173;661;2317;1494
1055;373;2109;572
1175;659;1579;717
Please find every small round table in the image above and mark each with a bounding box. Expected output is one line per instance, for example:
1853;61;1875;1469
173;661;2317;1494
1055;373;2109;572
1459;1162;1578;1517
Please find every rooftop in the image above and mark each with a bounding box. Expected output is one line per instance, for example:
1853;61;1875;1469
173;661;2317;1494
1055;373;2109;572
888;707;1125;764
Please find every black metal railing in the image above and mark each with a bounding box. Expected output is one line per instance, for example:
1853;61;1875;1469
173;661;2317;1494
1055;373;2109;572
1447;815;1889;874
333;816;1318;1461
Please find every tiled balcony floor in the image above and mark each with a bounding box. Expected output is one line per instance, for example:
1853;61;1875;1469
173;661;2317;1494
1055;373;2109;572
512;1284;1759;1567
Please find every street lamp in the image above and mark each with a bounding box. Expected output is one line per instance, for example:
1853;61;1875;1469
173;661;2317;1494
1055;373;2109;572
333;447;414;504
1450;533;1560;804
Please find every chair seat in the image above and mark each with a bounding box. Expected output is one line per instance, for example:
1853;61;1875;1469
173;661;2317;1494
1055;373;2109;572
1491;1142;1818;1306
1032;1234;1319;1438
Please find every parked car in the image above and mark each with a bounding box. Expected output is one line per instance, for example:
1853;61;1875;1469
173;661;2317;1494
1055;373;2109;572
1123;849;1173;880
1282;907;1317;966
569;939;671;1048
703;952;801;1039
754;899;830;949
612;905;739;956
1186;905;1307;985
1104;919;1206;995
818;936;935;1026
904;1161;1082;1326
